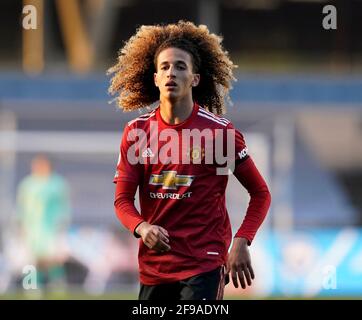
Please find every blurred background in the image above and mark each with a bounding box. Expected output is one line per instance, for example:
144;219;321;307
0;0;361;299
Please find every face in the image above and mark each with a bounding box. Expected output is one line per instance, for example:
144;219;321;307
154;47;200;101
31;156;52;177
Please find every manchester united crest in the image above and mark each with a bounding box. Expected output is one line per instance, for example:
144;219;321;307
186;146;205;163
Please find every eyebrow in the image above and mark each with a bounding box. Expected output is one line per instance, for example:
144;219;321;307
160;60;187;66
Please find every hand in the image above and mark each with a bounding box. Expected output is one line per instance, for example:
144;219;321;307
226;237;255;289
135;222;171;253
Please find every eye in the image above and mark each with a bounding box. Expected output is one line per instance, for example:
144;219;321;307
177;65;186;70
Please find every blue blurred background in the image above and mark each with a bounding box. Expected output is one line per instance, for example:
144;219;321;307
0;0;361;299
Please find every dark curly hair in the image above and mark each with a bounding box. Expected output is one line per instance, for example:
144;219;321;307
108;21;236;115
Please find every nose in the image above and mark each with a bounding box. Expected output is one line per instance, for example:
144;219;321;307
166;65;176;78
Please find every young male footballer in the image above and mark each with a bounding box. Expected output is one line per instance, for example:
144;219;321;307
109;21;271;300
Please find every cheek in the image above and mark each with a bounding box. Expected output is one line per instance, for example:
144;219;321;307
154;73;161;85
156;72;166;82
178;72;191;82
185;75;194;86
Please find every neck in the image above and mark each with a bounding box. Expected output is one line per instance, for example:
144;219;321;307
159;95;194;125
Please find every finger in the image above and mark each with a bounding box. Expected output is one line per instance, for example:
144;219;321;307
152;242;165;252
151;228;169;244
237;268;246;289
247;262;255;280
225;260;230;274
158;232;169;244
158;226;169;238
243;266;252;286
231;269;238;288
147;233;159;246
144;234;159;249
155;239;171;252
144;240;153;249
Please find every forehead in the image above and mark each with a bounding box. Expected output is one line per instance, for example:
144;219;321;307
156;47;193;65
32;156;50;165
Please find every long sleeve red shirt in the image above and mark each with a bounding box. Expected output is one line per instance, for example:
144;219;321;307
113;103;271;285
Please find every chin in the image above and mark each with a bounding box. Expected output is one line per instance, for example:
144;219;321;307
163;92;179;100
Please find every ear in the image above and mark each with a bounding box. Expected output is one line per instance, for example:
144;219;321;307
192;74;200;87
154;73;159;87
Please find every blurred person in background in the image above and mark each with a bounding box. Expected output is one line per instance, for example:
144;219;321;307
110;21;271;300
16;154;71;292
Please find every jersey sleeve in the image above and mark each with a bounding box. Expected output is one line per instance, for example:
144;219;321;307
214;122;249;173
227;122;249;166
114;180;144;237
113;123;142;184
233;157;271;244
223;122;271;244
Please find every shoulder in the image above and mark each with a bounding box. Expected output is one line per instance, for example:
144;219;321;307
18;175;33;189
51;174;69;188
126;109;157;128
196;107;231;128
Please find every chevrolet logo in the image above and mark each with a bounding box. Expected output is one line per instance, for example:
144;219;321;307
149;171;195;190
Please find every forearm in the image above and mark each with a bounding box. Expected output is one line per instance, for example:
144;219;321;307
114;180;144;237
235;186;271;243
233;157;271;244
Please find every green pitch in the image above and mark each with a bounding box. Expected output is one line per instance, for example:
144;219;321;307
1;292;361;300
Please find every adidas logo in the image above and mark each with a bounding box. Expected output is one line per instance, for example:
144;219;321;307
142;148;154;158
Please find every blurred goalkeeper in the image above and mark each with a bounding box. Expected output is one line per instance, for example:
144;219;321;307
109;21;271;300
16;154;70;290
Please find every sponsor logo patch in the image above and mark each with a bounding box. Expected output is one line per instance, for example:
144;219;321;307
149;171;195;190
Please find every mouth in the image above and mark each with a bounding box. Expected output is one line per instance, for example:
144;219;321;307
165;81;177;88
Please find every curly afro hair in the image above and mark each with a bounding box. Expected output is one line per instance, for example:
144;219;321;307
108;20;236;115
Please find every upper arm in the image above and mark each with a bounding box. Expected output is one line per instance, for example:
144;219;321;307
113;124;142;185
216;122;249;173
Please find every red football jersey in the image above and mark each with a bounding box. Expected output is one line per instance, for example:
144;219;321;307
114;103;253;285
